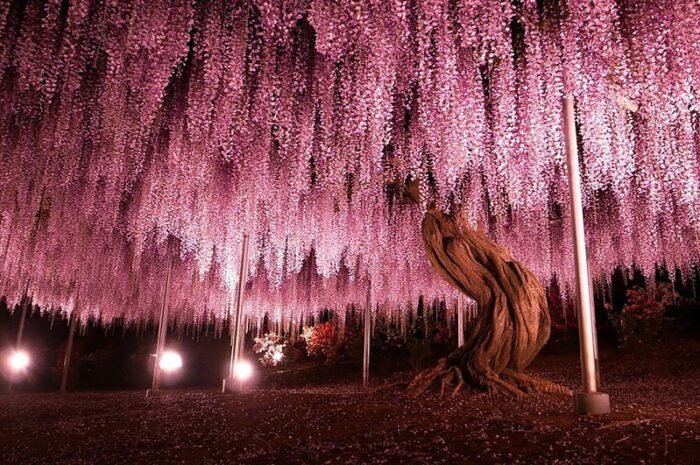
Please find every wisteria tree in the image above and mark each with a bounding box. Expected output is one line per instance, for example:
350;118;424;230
0;0;698;394
403;180;559;395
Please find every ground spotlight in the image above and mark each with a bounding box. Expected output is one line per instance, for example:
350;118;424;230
233;359;253;381
158;351;183;372
8;350;30;372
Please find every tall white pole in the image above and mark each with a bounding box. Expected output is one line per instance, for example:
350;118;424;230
588;270;601;387
9;286;30;393
456;293;465;347
150;257;173;393
363;283;371;387
60;291;80;392
562;96;609;414
224;233;250;392
16;282;30;349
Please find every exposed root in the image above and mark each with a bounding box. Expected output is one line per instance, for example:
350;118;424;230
451;366;464;397
482;370;527;397
501;368;573;396
408;359;572;398
408;358;450;396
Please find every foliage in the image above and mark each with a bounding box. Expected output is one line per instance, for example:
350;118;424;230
606;283;677;349
301;322;343;363
252;333;286;367
401;309;453;370
547;281;576;332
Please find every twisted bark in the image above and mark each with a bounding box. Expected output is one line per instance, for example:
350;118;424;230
408;209;571;397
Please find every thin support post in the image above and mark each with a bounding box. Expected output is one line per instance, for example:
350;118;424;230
16;293;29;349
363;284;371;387
9;287;30;393
60;293;80;392
562;96;609;415
588;270;601;387
150;258;173;393
456;294;465;347
224;233;250;392
236;315;246;365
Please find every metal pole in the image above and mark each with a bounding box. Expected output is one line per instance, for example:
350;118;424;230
237;315;246;367
456;294;465;347
60;292;80;392
588;271;601;387
224;233;250;392
16;293;29;349
150;257;173;393
363;283;371;387
9;288;30;393
562;96;609;414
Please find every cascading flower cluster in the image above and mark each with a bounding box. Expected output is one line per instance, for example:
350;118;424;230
253;332;287;366
0;0;697;330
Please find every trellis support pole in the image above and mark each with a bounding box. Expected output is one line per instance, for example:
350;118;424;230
223;233;250;393
563;96;610;415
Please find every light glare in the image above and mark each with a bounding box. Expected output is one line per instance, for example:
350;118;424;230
158;351;183;372
233;360;253;381
8;351;30;371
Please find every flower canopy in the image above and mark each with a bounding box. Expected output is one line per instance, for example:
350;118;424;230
0;0;698;327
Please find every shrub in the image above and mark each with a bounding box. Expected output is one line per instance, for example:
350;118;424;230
301;322;343;363
607;283;676;349
252;332;286;367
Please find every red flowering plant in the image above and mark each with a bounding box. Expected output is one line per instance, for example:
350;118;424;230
607;283;676;349
301;322;343;363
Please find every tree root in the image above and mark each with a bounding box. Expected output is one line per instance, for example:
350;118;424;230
501;368;573;396
408;358;572;398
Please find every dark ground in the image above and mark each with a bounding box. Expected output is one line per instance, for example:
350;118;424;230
1;340;698;465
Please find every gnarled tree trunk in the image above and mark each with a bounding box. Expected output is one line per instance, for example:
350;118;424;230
408;209;571;397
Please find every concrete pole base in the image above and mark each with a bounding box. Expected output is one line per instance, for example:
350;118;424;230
574;391;610;415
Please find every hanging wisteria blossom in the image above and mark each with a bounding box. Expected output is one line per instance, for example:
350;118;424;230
0;0;697;334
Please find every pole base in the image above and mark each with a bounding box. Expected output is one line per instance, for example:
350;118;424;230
221;378;244;393
574;391;610;415
145;388;166;398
